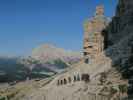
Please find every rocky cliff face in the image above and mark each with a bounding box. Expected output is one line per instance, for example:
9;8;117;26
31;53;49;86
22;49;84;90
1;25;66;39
104;0;133;97
106;0;133;46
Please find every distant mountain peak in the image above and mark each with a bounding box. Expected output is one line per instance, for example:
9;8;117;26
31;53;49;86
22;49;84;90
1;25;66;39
31;44;82;63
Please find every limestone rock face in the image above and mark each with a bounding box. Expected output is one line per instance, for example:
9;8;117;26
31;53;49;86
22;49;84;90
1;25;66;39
105;0;133;97
106;0;133;46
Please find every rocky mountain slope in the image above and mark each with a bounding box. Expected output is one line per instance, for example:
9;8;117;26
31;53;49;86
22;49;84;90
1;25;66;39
104;0;133;97
0;44;81;83
105;0;133;46
0;56;57;83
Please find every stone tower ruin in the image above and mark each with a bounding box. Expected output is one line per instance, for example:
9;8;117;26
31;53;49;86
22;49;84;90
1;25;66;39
83;5;108;64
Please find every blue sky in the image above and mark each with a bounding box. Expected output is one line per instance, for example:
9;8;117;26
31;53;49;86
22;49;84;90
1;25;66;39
0;0;117;56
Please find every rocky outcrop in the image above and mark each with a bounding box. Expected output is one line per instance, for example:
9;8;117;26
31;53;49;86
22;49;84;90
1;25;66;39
83;5;109;62
104;0;133;97
105;0;133;46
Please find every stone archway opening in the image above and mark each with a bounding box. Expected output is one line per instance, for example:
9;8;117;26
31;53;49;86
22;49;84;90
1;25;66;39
60;80;63;85
77;74;80;81
64;78;67;84
68;77;71;83
74;75;77;82
57;80;60;85
81;74;90;83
